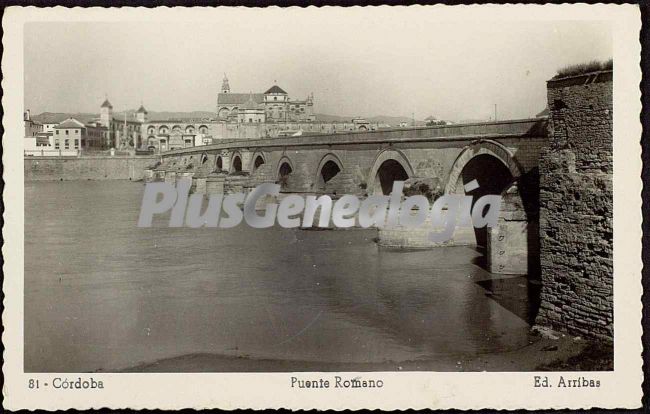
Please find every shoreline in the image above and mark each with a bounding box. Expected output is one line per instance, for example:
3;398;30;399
115;335;611;373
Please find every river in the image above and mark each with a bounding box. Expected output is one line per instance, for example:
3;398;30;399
25;180;538;372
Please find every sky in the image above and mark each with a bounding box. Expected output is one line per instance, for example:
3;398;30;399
24;8;612;121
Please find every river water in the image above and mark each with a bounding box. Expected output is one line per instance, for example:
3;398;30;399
25;180;538;372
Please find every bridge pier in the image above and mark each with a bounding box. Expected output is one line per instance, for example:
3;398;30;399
486;182;538;275
218;151;231;173
189;154;214;194
206;173;226;194
240;150;253;173
164;169;176;184
377;218;476;249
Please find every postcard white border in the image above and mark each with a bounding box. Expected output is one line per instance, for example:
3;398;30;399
2;4;643;410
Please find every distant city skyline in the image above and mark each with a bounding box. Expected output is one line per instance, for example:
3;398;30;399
24;8;611;121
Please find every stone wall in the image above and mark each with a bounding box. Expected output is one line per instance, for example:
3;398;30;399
536;71;613;340
24;156;160;181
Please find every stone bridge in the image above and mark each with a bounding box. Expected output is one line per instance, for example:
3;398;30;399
151;118;547;195
142;69;614;342
146;117;549;276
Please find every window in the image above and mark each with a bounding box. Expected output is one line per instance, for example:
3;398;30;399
54;140;60;149
274;97;277;101
75;129;79;134
74;139;79;149
65;130;69;135
64;139;69;149
56;130;59;135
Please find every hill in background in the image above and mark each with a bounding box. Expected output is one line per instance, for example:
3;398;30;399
32;111;432;125
32;112;99;124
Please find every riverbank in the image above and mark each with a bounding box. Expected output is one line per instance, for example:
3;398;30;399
24;155;159;181
119;334;609;372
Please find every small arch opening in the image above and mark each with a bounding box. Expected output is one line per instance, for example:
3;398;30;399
253;155;265;171
232;156;242;172
278;162;293;190
374;159;410;195
458;154;514;249
318;160;341;190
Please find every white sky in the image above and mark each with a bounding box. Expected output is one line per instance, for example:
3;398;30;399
24;8;612;121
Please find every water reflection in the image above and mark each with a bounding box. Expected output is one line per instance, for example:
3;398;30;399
25;181;536;372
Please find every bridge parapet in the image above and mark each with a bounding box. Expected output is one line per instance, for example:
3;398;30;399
160;118;548;157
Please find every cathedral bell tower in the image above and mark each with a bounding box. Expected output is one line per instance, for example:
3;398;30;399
221;74;230;94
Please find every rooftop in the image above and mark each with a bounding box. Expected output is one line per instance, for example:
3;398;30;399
54;118;86;129
243;93;261;110
264;85;287;95
218;93;264;106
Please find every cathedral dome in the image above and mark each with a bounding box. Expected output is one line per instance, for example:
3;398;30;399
243;93;260;110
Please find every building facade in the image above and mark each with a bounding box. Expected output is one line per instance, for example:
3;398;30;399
216;75;315;123
26;80;377;155
53;118;85;151
24;110;43;137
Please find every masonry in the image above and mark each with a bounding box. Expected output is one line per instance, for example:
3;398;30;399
535;70;613;341
149;119;549;285
24;156;160;181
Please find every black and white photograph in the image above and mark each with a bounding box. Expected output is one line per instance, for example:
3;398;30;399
3;4;643;411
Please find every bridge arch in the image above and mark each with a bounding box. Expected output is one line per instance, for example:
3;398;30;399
445;139;538;278
445;140;521;195
231;151;243;173
368;149;415;195
200;152;209;165
276;156;294;190
215;155;223;171
315;153;344;191
252;152;267;172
